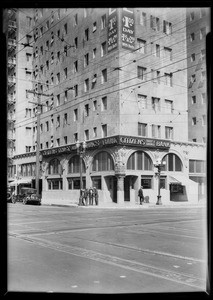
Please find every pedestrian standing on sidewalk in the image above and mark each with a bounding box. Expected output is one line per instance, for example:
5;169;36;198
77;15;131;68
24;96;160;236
84;188;89;206
93;187;98;205
138;186;144;205
89;187;94;205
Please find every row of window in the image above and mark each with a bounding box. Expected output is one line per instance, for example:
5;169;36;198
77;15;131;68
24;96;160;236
189;8;208;22
189;27;207;42
191;115;207;126
137;94;174;112
136;39;172;60
137;66;173;86
191;93;206;104
190;49;205;63
138;122;174;139
189;71;206;89
47;152;183;175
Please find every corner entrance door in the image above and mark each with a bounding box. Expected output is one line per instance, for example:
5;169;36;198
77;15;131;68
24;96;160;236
124;176;131;201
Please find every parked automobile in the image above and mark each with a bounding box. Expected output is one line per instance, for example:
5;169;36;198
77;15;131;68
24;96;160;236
22;188;41;205
7;187;16;203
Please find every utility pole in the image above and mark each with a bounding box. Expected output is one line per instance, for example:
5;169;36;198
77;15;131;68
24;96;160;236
26;90;50;196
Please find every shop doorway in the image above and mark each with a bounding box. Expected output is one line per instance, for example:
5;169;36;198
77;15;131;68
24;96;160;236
105;176;117;203
124;175;137;202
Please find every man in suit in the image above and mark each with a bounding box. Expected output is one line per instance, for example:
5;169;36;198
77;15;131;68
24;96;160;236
138;186;144;205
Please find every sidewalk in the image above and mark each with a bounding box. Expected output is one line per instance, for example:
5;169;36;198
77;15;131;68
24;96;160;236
45;200;206;209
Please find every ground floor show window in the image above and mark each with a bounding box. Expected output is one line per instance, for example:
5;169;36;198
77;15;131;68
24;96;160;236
67;177;86;189
48;178;63;190
141;176;153;189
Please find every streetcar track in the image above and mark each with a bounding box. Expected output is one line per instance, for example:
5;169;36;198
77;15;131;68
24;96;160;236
8;234;205;290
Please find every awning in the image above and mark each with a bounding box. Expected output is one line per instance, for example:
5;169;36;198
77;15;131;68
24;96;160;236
168;175;182;185
8;178;32;186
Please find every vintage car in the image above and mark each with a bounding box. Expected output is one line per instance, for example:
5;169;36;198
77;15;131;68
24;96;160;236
7;187;16;203
22;188;41;205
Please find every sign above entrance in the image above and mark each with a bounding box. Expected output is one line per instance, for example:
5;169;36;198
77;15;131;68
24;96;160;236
41;135;170;157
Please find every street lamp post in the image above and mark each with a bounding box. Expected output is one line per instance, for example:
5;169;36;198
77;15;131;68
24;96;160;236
76;140;86;205
154;158;166;205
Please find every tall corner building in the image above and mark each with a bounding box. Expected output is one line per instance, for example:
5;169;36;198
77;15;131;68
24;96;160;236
7;8;207;205
186;7;210;143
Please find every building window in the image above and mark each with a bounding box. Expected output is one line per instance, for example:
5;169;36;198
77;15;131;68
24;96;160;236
74;85;78;97
74;37;78;49
192;117;197;125
84;79;89;92
47;179;63;190
64;136;68;144
200;27;206;40
93;48;97;59
138;94;147;109
164;47;172;60
163;20;172;35
56;73;60;84
140;12;146;26
57;51;60;63
84;130;89;140
101;69;107;83
93;100;97;111
92;74;97;89
93;21;97;32
138;122;147;137
101;14;106;29
191;53;196;62
92;151;114;172
64;90;68;102
165;126;173;139
137;39;146;54
74;133;78;142
93;127;97;138
201;93;206;104
85;28;89;41
151;125;161;138
64;68;67;79
102;124;107;137
192;95;196;104
152;97;160;111
56;138;60;147
141;177;153;189
162;153;183;172
85;104;89;116
137;66;146;81
46;121;49;132
165;99;173;113
190;33;195;41
74;108;78;121
84;53;89;67
127;151;153;171
201;49;206;61
164;73;173;86
74;60;78;73
200;8;206;18
101;41;107;57
189;160;205;173
56;116;60;128
202;115;207;126
74;14;78;26
190;11;195;21
101;96;107;110
68;155;86;174
48;158;60;175
150;15;160;31
64;23;68;35
201;70;206;81
46;142;49;148
56;94;60;106
63;113;67;126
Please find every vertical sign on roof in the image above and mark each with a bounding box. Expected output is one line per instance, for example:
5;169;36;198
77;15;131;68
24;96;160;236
108;8;118;52
121;8;135;50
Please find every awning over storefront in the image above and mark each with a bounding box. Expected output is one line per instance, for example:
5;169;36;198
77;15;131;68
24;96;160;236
8;178;32;186
168;175;182;185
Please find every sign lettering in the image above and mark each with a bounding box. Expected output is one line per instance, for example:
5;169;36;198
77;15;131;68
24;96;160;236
121;8;135;50
108;8;118;52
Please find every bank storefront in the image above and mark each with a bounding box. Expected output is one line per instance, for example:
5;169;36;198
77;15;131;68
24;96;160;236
40;135;206;206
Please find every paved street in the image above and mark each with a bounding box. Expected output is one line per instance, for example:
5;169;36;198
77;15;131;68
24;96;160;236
7;203;207;294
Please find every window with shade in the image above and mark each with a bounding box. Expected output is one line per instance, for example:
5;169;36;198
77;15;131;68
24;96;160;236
48;158;60;174
161;153;183;172
127;151;153;170
68;155;86;173
92;152;114;172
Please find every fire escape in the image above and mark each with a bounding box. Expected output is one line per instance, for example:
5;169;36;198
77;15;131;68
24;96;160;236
7;9;17;171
